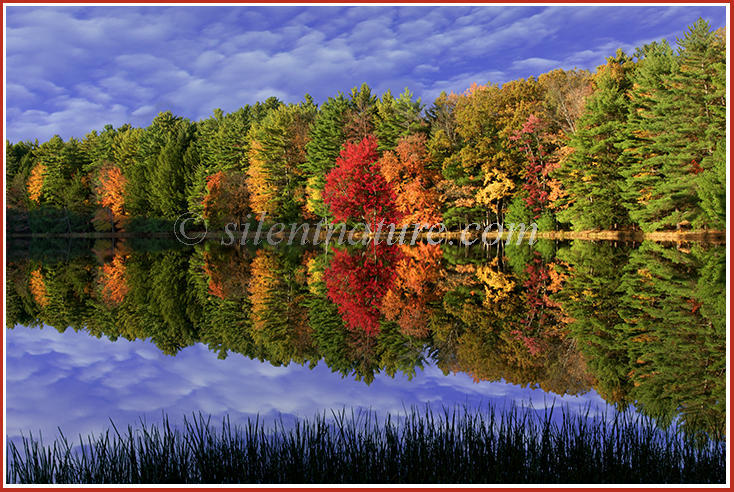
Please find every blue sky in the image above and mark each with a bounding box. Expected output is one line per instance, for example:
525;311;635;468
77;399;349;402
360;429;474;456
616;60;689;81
6;324;611;447
4;4;728;144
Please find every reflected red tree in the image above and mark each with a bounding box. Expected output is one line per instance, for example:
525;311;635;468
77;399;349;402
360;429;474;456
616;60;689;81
325;243;402;336
512;252;565;356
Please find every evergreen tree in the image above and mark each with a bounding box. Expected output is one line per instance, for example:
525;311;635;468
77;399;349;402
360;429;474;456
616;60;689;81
617;242;726;435
301;93;349;221
5;139;37;184
555;50;635;230
129;111;198;218
374;87;427;152
621;20;725;231
554;241;634;408
247;101;317;222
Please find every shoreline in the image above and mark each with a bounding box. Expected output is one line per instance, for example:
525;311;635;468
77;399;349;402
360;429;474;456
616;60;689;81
7;229;727;244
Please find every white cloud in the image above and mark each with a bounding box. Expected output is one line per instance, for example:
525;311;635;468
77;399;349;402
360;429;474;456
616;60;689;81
510;57;563;74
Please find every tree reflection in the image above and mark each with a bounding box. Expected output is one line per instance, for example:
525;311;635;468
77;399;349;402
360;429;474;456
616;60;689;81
325;242;402;336
5;239;725;440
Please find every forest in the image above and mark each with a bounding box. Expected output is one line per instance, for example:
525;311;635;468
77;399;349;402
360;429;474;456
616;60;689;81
5;19;726;236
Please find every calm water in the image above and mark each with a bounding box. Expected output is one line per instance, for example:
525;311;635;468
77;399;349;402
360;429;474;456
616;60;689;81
4;237;727;444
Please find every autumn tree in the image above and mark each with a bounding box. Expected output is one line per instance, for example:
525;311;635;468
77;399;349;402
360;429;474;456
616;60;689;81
98;254;130;306
344;83;379;144
325;243;402;335
202;170;250;229
323;135;402;231
508;114;562;226
26;164;46;206
93;164;128;231
247;100;317;222
447;78;544;228
379;133;442;227
188;106;257;220
29;268;49;308
538;68;593;135
381;243;443;338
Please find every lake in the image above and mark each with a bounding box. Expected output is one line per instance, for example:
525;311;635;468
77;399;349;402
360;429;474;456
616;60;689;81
5;236;726;451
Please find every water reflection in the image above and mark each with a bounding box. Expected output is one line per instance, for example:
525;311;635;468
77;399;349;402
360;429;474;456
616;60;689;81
5;238;726;438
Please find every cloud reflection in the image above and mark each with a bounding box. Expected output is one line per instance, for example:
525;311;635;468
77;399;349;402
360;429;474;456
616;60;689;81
6;324;610;446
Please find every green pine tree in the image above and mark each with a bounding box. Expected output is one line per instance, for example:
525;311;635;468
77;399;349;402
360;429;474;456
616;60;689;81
555;50;635;230
301;93;349;221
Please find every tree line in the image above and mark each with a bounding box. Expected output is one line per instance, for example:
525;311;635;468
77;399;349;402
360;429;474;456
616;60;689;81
5;19;726;235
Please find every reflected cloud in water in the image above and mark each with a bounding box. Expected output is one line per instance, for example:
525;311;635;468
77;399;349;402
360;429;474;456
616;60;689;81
6;324;607;444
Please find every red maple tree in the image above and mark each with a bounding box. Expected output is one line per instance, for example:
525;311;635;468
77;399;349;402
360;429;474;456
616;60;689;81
323;135;402;232
508;114;561;219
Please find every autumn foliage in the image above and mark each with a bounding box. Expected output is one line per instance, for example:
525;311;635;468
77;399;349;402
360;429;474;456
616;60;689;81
203;170;251;227
325;243;402;335
324;135;402;230
511;253;566;356
94;165;128;231
509;114;562;219
97;165;127;217
98;254;130;306
381;243;443;338
249;249;281;332
202;250;251;299
246;142;277;220
29;268;48;307
26;165;46;204
379;134;442;227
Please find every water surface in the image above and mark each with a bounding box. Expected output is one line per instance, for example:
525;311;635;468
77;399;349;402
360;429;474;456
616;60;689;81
5;237;726;444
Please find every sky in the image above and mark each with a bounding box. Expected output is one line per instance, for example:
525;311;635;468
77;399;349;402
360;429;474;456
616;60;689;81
6;323;611;448
4;4;728;144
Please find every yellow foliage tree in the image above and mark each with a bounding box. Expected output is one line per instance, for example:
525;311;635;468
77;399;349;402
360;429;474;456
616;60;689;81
98;254;130;306
476;257;516;305
246;141;278;220
29;269;48;307
27;165;47;204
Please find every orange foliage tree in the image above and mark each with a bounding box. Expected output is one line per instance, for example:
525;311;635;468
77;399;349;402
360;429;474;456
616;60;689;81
203;170;250;228
202;250;251;299
29;268;48;308
381;242;443;338
26;164;47;204
94;164;128;231
98;254;130;306
379;134;443;227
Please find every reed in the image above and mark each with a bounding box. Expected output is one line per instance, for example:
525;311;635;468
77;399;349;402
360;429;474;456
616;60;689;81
6;404;726;484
